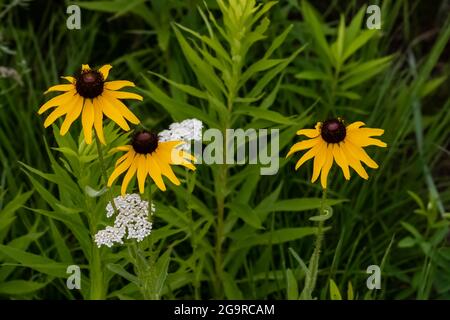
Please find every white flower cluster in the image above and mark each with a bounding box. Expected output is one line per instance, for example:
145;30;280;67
95;193;155;248
158;118;203;152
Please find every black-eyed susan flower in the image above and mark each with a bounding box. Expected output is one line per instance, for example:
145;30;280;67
38;64;142;144
107;130;196;195
287;118;387;189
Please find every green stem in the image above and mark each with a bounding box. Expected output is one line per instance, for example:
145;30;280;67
89;243;104;299
302;188;328;300
88;135;117;300
214;163;227;298
95;135;117;212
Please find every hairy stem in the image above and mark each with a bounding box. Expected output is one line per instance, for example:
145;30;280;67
302;188;328;299
95;135;117;212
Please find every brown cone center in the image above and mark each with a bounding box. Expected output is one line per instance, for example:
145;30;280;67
321;118;346;143
132;131;159;154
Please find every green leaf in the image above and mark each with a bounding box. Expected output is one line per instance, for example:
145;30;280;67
0;280;48;295
0;191;32;238
223;272;243;299
0;244;68;278
248;46;305;98
264;24;293;59
347;281;354;300
173;22;231;64
286;269;299;300
240;59;285;86
269;198;345;212
228;202;263;229
147;71;209;100
329;279;342;300
331;15;346;66
230;227;323;250
107;263;140;286
295;70;330;81
420;75;447;97
346;6;366;45
49;220;73;264
172;24;226;98
301;0;332;62
153;248;172;299
141;75;218;127
234;106;296;125
288;248;310;279
342;29;377;61
398;236;416;248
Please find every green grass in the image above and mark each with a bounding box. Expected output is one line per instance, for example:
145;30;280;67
0;0;449;300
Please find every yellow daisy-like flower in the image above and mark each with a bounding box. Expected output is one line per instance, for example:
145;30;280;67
38;64;143;144
108;130;196;195
287;118;387;189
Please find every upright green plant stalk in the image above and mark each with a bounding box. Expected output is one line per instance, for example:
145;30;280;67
89;238;105;299
301;188;329;299
212;0;272;298
87;135;110;299
89;134;119;300
94;135;118;212
143;0;300;299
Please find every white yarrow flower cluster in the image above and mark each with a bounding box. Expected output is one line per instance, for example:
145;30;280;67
158;118;203;152
95;194;155;248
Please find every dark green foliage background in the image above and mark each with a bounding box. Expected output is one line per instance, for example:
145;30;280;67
0;0;449;299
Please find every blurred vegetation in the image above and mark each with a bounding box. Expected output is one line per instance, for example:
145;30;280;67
0;0;449;299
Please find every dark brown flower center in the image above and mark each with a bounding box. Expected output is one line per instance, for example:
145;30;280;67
321;118;346;143
132;131;159;154
75;69;104;98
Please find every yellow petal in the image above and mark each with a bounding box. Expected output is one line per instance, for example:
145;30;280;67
92;98;106;144
158;141;185;150
108;90;143;101
147;154;166;191
341;142;368;179
358;128;385;137
116;145;132;152
296;128;320;138
181;151;197;162
294;141;322;170
98;64;112;80
154;149;181;186
320;145;334;189
311;141;327;182
104;80;135;91
346;121;365;131
98;96;130;131
286;137;320;157
116;150;132;166
157;142;196;170
45;84;74;94
121;160;137;195
107;151;135;186
102;91;140;124
81;99;95;144
61;76;75;83
60;96;83;135
136;154;148;194
347;131;387;148
82;64;90;71
43;103;72;128
38;91;77;114
346;141;379;169
332;144;350;180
